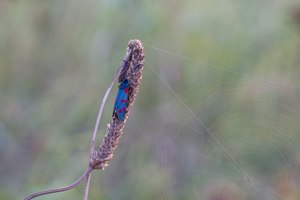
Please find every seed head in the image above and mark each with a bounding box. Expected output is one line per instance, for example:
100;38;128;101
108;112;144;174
90;40;144;169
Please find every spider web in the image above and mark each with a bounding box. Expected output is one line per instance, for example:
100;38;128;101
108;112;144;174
116;42;300;200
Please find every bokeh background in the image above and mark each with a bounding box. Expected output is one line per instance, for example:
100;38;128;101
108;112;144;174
1;0;300;199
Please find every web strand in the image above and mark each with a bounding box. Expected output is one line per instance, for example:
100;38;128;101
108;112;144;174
145;58;291;200
143;42;299;90
145;60;253;184
143;42;295;199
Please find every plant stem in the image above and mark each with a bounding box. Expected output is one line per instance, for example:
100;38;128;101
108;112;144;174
24;168;92;200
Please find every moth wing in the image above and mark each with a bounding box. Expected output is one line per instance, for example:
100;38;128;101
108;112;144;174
113;84;129;121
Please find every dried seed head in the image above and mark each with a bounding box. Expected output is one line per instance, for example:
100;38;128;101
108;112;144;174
90;39;144;169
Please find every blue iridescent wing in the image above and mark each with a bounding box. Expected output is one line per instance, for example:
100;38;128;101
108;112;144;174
113;79;129;121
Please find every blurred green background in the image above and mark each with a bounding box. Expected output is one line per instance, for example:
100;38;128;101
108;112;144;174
1;0;300;199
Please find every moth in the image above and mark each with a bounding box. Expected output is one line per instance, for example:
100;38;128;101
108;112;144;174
113;79;129;121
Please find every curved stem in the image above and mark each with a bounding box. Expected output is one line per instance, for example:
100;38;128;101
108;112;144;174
24;168;92;200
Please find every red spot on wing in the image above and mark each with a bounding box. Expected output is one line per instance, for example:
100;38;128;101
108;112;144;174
119;109;123;113
124;87;129;94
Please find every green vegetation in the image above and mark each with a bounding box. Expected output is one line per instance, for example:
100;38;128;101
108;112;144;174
1;1;300;199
